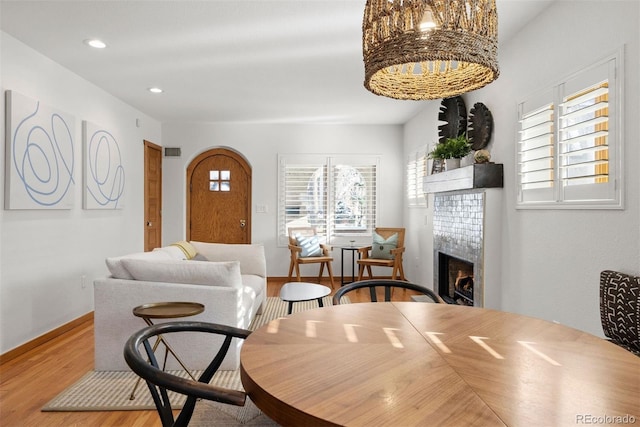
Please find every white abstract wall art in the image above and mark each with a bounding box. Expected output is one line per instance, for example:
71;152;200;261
83;121;125;209
4;90;76;209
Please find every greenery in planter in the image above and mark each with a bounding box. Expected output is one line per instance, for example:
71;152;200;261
429;135;472;160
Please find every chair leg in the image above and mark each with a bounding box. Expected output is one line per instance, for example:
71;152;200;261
318;263;325;282
325;261;335;289
357;264;365;281
366;266;373;279
398;262;406;281
392;264;399;280
295;263;302;282
288;260;295;281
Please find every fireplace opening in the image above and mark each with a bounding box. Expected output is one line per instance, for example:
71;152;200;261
438;252;474;306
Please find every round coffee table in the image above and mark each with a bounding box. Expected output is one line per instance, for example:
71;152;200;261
279;282;331;314
129;301;205;400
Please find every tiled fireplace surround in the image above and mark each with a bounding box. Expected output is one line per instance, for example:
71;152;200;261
433;189;502;308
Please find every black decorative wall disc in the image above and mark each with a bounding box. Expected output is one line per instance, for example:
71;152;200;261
468;102;493;150
437;96;467;144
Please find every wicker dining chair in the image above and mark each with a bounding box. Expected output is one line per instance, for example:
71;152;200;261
124;321;251;427
599;270;640;356
333;279;444;305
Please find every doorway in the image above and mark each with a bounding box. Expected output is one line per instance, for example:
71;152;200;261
186;148;252;243
144;141;163;251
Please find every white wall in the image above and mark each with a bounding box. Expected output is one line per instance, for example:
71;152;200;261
402;105;439;286
161;122;405;277
404;0;640;335
0;33;162;354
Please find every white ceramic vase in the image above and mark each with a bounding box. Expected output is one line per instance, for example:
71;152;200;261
445;158;461;171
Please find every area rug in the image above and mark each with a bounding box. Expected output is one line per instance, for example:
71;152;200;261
42;295;337;413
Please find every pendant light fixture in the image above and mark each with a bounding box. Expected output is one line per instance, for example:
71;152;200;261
363;0;499;100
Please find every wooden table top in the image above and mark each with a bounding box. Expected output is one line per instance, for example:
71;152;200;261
240;302;640;427
132;301;205;319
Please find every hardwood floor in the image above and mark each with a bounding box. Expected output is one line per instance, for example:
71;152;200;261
0;279;418;427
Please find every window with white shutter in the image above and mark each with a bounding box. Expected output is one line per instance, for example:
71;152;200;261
278;154;379;245
407;146;428;207
516;50;622;209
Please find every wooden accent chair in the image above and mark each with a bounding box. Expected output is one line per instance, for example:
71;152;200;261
124;321;251;427
599;270;640;356
287;227;335;288
356;227;406;281
333;279;444;305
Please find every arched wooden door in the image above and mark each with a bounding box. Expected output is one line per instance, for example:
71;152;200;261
186;148;251;243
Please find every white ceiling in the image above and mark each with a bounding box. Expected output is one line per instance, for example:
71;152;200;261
0;0;554;125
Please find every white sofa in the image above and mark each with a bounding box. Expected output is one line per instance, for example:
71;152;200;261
94;241;266;371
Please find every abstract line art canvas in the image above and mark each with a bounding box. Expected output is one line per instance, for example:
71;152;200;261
82;121;125;209
4;90;76;209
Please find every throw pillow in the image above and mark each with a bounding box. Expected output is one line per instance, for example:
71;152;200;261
153;245;187;260
295;234;323;257
121;258;242;288
105;250;173;279
370;232;398;260
170;240;198;260
190;241;267;277
192;253;208;261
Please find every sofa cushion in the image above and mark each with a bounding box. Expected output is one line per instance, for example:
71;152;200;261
190;242;267;277
105;250;173;279
121;258;242;288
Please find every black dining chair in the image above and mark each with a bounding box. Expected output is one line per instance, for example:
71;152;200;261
600;270;640;356
124;321;251;427
333;279;444;305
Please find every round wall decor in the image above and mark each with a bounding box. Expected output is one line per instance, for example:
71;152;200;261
437;96;467;144
468;102;493;150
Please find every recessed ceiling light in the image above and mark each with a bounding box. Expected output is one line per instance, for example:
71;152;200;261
84;39;107;49
148;87;163;94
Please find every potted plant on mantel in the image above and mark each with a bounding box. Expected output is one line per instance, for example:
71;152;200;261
429;134;472;171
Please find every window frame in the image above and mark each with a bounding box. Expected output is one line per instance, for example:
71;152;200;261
516;48;624;210
277;154;380;246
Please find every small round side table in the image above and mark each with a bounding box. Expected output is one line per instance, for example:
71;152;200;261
129;301;205;400
279;282;331;315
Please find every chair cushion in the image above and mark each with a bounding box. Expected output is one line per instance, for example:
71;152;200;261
295;234;323;257
371;232;398;260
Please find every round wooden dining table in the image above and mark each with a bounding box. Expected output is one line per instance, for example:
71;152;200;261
240;302;640;426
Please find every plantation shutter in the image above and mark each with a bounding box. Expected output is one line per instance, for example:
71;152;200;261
517;89;555;204
516;51;621;208
329;156;378;238
278;155;326;245
278;154;379;245
559;57;617;204
407;147;428;207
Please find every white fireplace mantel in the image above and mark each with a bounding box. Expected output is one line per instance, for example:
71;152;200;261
423;163;503;194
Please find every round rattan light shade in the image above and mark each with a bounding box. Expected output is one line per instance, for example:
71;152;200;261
363;0;499;100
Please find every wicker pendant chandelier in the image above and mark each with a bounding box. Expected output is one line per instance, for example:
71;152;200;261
363;0;499;100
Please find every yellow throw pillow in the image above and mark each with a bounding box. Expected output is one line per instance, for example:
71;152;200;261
170;240;198;260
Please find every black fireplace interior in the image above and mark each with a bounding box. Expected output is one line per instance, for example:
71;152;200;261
438;252;474;306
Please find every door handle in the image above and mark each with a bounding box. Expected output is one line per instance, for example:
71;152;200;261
147;221;152;227
240;219;246;229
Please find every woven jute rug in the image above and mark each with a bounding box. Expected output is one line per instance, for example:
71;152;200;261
42;295;337;413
